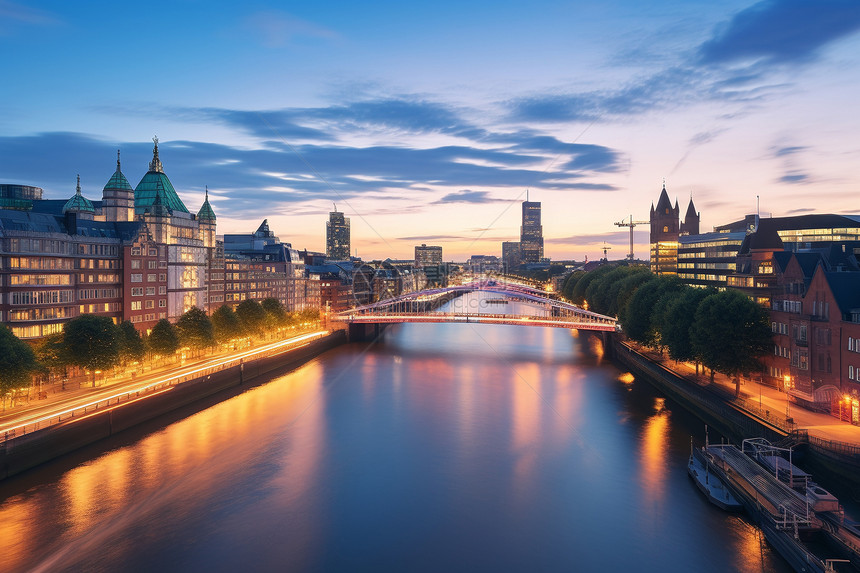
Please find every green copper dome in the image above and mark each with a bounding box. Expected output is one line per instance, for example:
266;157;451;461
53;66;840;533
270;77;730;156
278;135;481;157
104;150;133;192
134;137;189;215
63;175;95;214
197;186;216;221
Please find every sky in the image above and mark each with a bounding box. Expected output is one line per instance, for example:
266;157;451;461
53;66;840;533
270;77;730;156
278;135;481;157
1;0;859;261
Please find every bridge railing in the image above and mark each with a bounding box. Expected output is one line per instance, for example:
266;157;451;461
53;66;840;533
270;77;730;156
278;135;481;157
333;311;616;325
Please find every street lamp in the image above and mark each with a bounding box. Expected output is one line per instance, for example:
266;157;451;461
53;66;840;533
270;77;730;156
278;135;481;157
783;374;793;423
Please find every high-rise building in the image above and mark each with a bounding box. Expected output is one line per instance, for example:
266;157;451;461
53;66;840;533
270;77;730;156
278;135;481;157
502;241;521;271
414;244;442;266
520;200;543;263
326;209;350;260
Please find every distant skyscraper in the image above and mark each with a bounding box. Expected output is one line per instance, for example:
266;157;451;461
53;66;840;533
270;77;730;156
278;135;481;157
502;241;521;271
520;199;543;263
326;208;350;260
414;244;443;266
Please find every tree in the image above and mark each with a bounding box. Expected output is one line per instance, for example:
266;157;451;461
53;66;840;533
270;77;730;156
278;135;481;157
149;319;179;358
659;287;715;365
35;332;71;386
236;299;267;336
211;305;244;343
612;269;653;321
0;324;39;397
621;275;684;346
562;271;585;301
118;320;146;364
261;298;287;327
571;264;615;305
690;290;773;396
298;308;320;322
176;306;215;352
62;314;121;385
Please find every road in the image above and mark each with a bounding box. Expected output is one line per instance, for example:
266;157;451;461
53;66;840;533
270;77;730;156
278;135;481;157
0;330;329;441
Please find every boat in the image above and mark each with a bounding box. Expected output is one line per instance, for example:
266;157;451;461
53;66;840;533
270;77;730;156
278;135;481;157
687;446;743;511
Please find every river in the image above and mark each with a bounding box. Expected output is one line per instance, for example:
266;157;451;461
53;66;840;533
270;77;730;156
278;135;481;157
0;292;793;572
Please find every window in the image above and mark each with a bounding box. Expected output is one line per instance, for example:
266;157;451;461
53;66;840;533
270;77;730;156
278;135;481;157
850;366;854;380
148;261;157;269
131;287;144;296
146;287;156;296
663;226;668;233
149;248;157;256
147;274;156;282
159;286;167;294
159;273;166;281
131;259;141;269
131;273;142;283
132;247;141;256
145;300;155;309
131;301;142;311
159;299;166;307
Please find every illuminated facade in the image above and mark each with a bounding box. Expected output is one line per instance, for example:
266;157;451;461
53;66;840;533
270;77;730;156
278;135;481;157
520;201;543;263
414;244;442;267
0;140;320;339
326;209;350;260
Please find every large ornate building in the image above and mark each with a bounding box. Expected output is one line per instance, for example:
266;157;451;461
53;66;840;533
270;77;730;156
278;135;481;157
0;138;315;340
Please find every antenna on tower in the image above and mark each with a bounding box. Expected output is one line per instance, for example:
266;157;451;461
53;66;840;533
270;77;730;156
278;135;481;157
333;202;337;212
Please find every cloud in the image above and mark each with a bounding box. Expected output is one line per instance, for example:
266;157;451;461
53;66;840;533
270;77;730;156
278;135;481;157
243;10;337;48
545;230;647;245
786;207;815;214
0;1;60;34
774;145;806;157
698;0;860;65
778;173;810;184
432;190;503;205
0;131;622;220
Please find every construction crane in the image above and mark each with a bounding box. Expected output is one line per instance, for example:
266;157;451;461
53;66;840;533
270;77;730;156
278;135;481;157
601;242;611;262
614;214;648;261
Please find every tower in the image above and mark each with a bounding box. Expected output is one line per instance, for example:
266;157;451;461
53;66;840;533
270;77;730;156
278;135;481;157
649;182;680;275
520;198;543;263
680;195;700;236
326;207;350;260
197;186;217;249
102;150;135;222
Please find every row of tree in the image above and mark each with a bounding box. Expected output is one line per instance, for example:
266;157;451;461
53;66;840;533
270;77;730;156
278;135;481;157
0;299;321;396
561;264;773;395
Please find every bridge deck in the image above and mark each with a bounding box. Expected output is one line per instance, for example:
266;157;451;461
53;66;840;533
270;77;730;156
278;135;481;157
333;312;617;331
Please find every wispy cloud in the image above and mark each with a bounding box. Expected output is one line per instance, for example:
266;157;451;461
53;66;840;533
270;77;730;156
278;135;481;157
698;0;860;65
432;190;503;205
243;10;338;48
0;1;60;34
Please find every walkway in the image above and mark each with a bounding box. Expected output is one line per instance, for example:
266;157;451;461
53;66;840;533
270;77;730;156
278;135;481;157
630;343;860;446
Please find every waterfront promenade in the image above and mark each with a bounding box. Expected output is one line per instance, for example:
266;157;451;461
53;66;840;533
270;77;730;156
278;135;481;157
630;343;860;445
0;328;329;443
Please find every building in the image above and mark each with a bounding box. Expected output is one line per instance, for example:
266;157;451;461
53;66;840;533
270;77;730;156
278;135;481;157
649;183;699;276
223;219;317;311
414;244;442;267
677;231;746;288
502;241;521;272
467;255;501;274
520;200;543;263
0;139;323;340
326;208;350;260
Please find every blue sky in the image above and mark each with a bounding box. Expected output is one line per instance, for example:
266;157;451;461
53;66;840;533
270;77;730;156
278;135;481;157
2;0;859;260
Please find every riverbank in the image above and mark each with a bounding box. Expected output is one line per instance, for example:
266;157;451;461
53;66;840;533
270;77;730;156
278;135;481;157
609;334;860;485
0;330;346;481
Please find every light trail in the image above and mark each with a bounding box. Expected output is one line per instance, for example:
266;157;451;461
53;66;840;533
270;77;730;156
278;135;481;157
0;331;329;440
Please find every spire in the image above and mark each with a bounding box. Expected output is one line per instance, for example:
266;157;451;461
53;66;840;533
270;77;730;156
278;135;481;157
197;185;216;221
76;174;81;195
149;135;164;173
117;149;121;172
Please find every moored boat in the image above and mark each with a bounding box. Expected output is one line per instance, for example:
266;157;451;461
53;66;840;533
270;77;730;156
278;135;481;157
688;446;743;511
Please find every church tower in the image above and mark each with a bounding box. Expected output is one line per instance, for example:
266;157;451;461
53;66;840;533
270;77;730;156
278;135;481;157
649;182;680;275
197;186;217;249
680;196;699;236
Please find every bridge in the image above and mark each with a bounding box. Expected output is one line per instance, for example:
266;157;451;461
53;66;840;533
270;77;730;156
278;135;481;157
332;280;617;332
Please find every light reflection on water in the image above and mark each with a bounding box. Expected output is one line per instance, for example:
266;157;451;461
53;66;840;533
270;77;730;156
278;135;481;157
0;292;792;573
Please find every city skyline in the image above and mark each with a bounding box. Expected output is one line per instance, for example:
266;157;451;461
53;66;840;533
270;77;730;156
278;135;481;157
1;1;859;260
